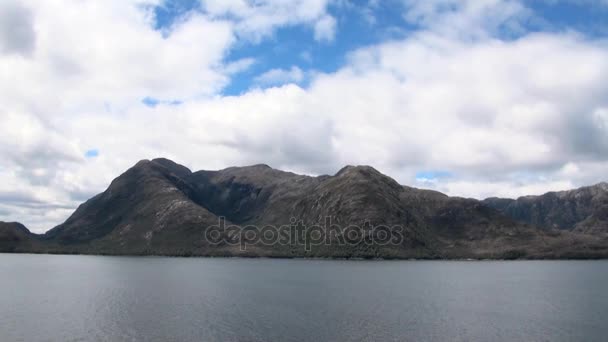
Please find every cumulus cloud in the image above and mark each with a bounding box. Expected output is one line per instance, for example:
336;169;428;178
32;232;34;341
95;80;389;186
2;0;608;232
0;0;237;231
122;27;608;199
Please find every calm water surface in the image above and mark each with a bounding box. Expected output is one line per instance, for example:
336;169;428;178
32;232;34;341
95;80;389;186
1;254;607;342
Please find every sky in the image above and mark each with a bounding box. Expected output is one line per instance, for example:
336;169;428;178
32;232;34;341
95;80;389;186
0;0;607;233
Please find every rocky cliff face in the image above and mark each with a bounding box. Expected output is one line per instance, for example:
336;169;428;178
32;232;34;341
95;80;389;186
483;183;608;233
2;159;607;259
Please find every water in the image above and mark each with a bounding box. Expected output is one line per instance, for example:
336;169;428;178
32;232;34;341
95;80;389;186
1;254;607;342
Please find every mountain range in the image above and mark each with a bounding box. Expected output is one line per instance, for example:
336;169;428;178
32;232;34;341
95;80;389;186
1;158;607;259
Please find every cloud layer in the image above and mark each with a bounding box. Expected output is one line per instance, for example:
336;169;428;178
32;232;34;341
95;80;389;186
1;0;607;232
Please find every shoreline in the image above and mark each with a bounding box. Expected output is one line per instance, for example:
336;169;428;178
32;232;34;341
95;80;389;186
2;251;607;261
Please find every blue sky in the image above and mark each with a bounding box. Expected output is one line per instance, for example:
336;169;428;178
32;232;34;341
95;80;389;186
85;149;99;158
528;0;608;36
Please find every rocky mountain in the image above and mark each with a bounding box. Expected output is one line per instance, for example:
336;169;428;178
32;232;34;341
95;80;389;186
483;183;608;234
1;158;607;259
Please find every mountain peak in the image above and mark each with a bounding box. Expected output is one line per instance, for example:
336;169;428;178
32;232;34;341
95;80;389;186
0;221;30;234
335;165;378;177
228;164;276;172
134;159;151;167
151;158;192;177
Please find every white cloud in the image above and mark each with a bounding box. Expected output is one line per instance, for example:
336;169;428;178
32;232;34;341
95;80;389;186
224;58;256;74
314;14;337;42
201;0;335;41
254;66;305;86
402;0;533;39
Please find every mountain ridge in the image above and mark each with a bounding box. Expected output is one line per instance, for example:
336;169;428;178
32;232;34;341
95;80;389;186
1;158;607;259
483;182;608;233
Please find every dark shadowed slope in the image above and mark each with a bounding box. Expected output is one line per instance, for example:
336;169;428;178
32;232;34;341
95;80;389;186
1;158;608;258
0;222;40;252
